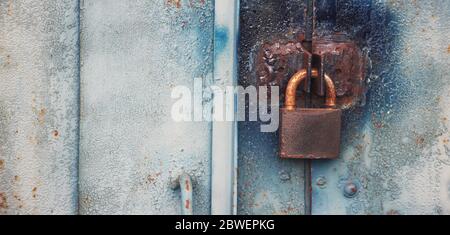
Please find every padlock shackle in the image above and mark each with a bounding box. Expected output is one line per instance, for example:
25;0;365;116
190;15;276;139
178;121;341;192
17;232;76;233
285;68;336;111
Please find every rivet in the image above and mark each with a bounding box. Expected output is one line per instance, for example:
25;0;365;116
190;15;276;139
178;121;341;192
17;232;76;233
279;171;291;181
316;176;327;189
343;182;358;198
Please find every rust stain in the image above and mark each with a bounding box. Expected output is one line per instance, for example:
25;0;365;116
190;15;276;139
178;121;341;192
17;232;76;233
52;130;59;138
13;193;22;202
413;130;426;147
185;179;190;191
0;193;8;210
166;0;181;8
274;205;296;215
5;55;11;65
32;187;37;199
416;136;425;146
39;108;46;122
373;122;383;129
33;108;47;125
188;0;205;7
7;0;13;16
14;192;24;209
28;135;40;145
371;114;384;129
185;199;190;209
386;209;401;215
447;45;450;54
147;172;161;185
0;159;4;170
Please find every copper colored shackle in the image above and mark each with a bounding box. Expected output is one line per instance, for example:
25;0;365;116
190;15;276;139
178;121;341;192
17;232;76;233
285;68;337;111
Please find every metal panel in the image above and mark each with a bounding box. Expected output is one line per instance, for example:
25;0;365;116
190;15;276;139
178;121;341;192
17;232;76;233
238;0;307;215
312;0;450;215
79;0;214;214
0;0;80;214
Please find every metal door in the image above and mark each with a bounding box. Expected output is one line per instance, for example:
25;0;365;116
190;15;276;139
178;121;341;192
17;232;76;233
0;0;79;215
1;0;449;215
78;0;214;215
238;0;450;215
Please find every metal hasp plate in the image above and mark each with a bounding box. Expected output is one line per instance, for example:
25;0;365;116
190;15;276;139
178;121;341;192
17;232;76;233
258;34;365;160
256;33;366;109
280;108;341;159
312;34;366;108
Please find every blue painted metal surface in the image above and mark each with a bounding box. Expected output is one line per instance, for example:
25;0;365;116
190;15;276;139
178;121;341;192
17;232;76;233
79;0;214;215
1;0;449;215
238;0;307;215
312;0;450;215
0;0;80;215
238;0;450;215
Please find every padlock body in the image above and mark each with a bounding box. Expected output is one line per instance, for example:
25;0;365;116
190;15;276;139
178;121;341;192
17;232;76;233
280;108;342;159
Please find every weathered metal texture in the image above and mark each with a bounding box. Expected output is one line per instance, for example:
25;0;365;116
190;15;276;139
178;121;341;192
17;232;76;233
256;40;309;89
312;35;366;108
238;0;307;215
0;1;80;214
312;0;450;215
79;0;214;214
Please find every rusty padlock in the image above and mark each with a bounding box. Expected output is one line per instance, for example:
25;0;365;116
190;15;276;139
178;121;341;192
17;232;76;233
280;68;341;159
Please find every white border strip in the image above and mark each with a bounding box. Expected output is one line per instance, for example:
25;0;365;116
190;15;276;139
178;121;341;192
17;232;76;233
211;0;240;215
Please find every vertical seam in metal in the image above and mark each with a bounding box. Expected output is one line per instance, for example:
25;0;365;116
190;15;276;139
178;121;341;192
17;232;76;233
232;0;240;216
304;0;315;216
76;0;82;215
